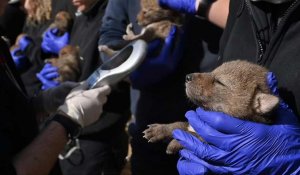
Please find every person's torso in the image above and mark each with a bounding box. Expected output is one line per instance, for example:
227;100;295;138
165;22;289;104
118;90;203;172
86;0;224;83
70;0;107;81
0;38;38;158
220;0;300;116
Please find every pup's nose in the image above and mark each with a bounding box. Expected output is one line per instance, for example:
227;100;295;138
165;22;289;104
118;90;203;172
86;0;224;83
186;74;193;82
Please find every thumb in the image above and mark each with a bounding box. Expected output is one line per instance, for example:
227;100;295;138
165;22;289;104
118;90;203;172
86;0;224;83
165;25;177;44
51;28;59;35
94;85;111;97
61;32;70;40
267;72;279;96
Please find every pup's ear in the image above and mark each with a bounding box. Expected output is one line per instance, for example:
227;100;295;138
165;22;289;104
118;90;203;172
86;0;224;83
253;92;279;114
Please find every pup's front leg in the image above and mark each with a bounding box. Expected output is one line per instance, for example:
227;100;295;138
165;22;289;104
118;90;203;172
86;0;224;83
98;45;118;58
123;24;156;42
123;23;138;41
143;122;188;143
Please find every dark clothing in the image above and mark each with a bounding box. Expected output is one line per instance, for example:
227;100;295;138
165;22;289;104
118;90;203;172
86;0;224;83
21;0;75;97
0;1;26;44
99;0;222;174
0;36;38;174
59;1;130;174
69;1;106;82
219;0;300;117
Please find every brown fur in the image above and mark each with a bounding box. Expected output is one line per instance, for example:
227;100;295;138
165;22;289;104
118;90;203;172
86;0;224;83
45;45;81;82
98;0;183;58
143;60;280;154
47;11;73;36
123;0;182;41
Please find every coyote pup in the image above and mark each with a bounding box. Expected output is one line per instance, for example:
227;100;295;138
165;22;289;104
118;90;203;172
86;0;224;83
143;60;280;154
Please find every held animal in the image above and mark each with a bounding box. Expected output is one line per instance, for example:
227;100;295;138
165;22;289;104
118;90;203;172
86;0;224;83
123;0;183;41
143;60;280;154
98;0;183;57
47;11;73;36
45;45;81;82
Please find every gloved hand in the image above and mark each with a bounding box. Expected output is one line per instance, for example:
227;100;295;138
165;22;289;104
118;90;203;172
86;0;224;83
130;25;184;89
18;35;33;51
36;63;60;90
10;48;29;70
58;83;111;127
159;0;197;15
41;28;69;55
33;81;80;114
174;72;300;174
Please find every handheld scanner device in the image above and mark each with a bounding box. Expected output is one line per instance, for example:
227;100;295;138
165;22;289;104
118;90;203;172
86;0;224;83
87;40;148;89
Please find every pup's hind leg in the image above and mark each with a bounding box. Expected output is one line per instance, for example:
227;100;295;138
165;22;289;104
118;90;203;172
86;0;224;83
166;139;183;154
166;131;204;154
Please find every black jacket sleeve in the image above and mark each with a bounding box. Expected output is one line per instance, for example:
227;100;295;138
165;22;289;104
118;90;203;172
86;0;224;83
0;133;17;175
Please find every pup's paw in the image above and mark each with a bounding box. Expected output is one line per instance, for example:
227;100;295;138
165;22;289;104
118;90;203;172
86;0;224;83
143;124;170;143
166;139;183;154
98;45;118;58
126;23;134;35
122;33;138;41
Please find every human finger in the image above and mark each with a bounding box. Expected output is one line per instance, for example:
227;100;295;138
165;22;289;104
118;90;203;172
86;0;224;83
196;107;246;134
173;129;228;163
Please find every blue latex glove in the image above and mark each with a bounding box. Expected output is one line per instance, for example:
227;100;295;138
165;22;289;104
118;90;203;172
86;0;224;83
18;35;33;51
36;63;60;90
159;0;196;15
130;26;184;89
41;28;69;55
10;48;29;70
174;72;300;174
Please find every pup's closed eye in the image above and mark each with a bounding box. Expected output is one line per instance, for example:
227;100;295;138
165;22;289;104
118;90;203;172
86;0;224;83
214;77;226;87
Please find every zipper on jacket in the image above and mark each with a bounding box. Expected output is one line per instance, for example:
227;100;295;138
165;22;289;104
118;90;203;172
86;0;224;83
245;0;299;63
245;0;264;62
277;0;298;27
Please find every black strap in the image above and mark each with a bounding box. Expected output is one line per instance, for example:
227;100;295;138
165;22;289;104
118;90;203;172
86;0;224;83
52;114;81;140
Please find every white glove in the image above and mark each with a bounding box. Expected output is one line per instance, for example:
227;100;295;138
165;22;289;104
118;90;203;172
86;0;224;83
58;82;111;127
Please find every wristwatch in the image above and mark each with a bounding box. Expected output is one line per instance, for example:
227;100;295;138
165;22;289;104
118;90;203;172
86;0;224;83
196;0;215;19
52;114;81;140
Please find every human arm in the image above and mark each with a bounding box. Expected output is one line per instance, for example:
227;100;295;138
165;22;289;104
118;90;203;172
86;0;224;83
129;26;184;89
98;0;130;61
33;63;78;116
10;35;33;70
13;121;68;175
32;81;79;116
159;0;229;28
13;83;111;175
173;73;300;174
10;48;30;70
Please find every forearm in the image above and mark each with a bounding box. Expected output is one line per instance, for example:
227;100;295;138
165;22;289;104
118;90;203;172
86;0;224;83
196;0;229;28
98;0;129;48
13;121;68;175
